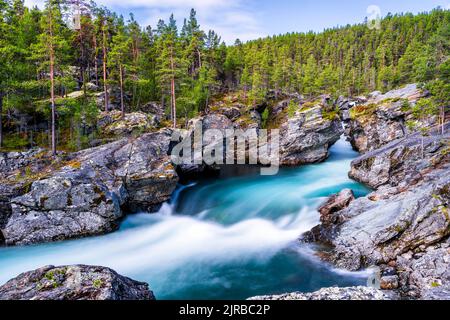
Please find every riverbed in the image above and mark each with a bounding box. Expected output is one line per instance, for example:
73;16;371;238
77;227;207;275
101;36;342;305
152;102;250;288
0;137;371;300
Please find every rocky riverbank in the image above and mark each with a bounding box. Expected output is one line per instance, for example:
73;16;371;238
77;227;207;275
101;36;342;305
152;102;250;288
299;85;450;300
0;265;155;300
248;286;394;300
0;130;178;245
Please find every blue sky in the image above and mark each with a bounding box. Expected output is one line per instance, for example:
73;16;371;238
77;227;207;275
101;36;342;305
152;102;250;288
25;0;450;44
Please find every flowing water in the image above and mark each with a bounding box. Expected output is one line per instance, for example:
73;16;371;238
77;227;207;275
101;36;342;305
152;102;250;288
0;137;371;300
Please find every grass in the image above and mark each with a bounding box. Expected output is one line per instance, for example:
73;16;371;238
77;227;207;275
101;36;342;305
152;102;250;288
350;103;378;120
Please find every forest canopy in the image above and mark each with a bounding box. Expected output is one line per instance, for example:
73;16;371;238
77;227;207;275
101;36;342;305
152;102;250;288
0;0;449;151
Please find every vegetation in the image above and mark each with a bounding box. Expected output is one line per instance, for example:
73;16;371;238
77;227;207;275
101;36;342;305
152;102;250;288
0;1;449;153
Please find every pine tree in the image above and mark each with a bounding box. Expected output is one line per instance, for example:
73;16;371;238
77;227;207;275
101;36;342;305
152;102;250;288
31;0;69;156
0;0;9;147
108;24;131;117
156;14;185;128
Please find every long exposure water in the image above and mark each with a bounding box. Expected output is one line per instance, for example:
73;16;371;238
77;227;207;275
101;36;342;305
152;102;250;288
0;137;371;300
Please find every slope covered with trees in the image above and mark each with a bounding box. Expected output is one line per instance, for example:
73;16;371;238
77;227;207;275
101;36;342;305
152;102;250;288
0;0;448;152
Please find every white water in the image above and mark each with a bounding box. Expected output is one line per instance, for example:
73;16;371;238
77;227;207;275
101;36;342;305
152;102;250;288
0;137;371;300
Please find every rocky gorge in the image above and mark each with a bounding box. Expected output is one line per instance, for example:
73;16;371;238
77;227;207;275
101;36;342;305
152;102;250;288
299;84;450;300
0;84;448;300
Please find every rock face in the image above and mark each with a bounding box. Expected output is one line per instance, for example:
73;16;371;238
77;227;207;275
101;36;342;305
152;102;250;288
279;105;343;166
327;167;449;271
344;84;431;153
0;149;47;230
396;239;450;299
97;110;158;136
318;189;355;224
349;124;450;189
248;286;392;301
206;94;343;167
1;130;178;245
0;265;154;300
303;122;450;299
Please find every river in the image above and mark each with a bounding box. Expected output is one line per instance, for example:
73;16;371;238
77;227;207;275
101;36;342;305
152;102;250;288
0;137;371;300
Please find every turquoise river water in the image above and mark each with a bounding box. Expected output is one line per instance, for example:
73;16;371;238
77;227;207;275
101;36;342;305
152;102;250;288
0;137;371;300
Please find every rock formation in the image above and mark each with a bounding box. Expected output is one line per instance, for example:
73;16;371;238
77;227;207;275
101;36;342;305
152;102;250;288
248;286;393;301
0;130;178;245
0;265;155;300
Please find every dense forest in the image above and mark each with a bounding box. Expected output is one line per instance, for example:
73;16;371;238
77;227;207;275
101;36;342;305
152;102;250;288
0;0;449;153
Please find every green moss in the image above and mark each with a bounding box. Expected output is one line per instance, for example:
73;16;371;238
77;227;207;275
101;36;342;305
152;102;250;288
287;100;299;118
431;281;441;288
261;108;269;129
93;279;103;289
300;101;319;111
44;271;55;281
322;108;339;121
350;103;378;120
22;181;33;193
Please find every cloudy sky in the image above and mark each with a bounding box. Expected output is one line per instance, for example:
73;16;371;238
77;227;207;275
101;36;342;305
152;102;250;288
24;0;450;44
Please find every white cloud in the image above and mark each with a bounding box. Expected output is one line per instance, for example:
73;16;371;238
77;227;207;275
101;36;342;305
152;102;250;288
24;0;44;8
24;0;265;44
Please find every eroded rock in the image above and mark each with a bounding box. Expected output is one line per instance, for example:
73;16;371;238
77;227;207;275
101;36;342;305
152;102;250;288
0;265;154;300
2;131;178;245
344;84;431;153
248;286;392;301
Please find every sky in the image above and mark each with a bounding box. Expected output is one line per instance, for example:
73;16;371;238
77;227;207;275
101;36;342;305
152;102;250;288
24;0;450;44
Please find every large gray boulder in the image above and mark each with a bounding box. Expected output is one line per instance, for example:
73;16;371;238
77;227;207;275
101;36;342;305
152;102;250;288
279;105;343;166
248;286;392;301
0;149;47;231
97;110;158;136
0;265;154;300
1;130;178;245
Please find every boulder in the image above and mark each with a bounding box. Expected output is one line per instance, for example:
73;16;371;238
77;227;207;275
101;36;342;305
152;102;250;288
0;149;48;231
216;105;242;121
318;189;355;224
248;286;392;301
279;105;343;166
140;102;165;123
2;131;178;245
302;189;355;245
97;111;157;136
0;265;154;300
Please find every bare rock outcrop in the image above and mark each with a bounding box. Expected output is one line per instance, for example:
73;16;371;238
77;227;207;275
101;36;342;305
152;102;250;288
1;130;178;245
0;265;154;300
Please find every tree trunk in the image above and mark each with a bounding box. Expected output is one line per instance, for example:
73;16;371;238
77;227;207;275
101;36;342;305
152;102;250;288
102;24;109;112
0;92;3;148
441;106;445;135
170;47;176;128
49;11;56;157
119;64;125;118
93;34;99;86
